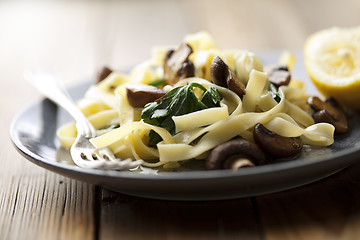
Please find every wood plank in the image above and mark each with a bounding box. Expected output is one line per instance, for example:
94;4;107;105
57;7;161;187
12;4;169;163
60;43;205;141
98;190;262;240
0;168;97;240
255;162;360;240
0;44;97;239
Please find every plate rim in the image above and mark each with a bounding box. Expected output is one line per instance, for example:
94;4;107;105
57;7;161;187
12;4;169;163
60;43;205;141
10;97;360;181
10;50;360;200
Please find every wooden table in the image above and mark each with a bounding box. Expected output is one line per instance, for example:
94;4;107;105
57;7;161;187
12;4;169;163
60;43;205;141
1;1;360;239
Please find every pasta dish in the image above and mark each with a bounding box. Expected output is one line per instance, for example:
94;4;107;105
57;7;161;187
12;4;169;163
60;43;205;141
56;32;347;171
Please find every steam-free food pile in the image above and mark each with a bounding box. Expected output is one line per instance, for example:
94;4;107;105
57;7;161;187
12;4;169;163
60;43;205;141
57;31;350;171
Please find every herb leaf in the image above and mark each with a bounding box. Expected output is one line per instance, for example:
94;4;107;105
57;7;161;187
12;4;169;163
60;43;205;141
141;83;222;147
269;83;282;103
201;86;221;108
148;78;166;87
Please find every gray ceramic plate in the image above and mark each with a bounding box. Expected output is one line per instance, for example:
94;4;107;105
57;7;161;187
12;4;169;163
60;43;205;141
10;52;360;200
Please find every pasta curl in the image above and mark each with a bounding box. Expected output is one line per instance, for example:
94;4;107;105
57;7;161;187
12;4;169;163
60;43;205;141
57;32;336;169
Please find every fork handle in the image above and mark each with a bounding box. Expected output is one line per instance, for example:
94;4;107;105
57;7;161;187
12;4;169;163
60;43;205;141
25;70;95;137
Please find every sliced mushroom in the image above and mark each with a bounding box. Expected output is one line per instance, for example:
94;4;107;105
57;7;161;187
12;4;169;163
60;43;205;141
126;84;167;108
210;56;246;97
226;157;255;170
265;64;291;86
97;66;113;83
265;64;289;73
210;56;228;87
307;96;348;134
268;70;291;86
178;59;195;78
253;123;303;158
163;42;195;85
206;138;266;170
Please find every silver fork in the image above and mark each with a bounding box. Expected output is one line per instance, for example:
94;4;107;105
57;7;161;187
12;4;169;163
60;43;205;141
25;69;143;170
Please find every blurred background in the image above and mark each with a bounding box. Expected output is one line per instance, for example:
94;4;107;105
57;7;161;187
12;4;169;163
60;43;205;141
1;0;359;88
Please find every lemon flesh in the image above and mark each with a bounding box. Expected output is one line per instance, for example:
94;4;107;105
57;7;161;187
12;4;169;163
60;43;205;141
304;26;360;110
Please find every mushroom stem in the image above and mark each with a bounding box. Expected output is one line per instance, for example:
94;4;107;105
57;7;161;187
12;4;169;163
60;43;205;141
229;158;255;170
205;138;266;170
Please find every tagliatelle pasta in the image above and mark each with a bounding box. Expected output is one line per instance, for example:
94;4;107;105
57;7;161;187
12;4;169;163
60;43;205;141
57;31;336;170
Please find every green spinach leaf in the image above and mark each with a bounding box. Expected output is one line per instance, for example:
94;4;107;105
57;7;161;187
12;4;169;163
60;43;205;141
148;78;166;87
141;83;222;147
201;86;221;108
269;83;282;103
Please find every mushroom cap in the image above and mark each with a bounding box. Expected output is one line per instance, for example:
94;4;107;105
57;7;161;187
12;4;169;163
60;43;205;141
210;56;229;87
178;60;195;79
205;138;266;170
265;64;291;86
267;70;291;86
97;66;113;83
307;96;348;134
164;42;195;85
312;109;348;134
210;56;246;97
126;84;167;108
253;123;303;158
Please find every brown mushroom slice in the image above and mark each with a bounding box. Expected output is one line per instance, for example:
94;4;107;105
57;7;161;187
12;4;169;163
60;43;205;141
253;123;303;158
126;84;167;108
210;56;228;87
307;96;348;134
97;66;113;83
307;96;339;116
210;56;246;97
205;138;266;170
312;110;348;134
264;64;289;73
264;64;291;86
178;59;195;79
227;75;247;97
163;42;195;85
267;70;291;86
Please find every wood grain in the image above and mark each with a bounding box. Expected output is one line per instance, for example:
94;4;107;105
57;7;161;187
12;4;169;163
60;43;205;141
0;170;97;240
99;190;261;240
256;162;360;240
0;23;97;240
1;0;360;239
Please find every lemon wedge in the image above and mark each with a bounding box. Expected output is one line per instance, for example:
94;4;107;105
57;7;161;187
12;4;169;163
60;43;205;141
304;26;360;109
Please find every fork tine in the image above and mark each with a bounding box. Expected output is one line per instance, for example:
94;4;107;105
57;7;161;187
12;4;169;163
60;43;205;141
80;151;98;162
99;148;117;162
102;159;143;170
80;148;143;170
73;155;109;169
27;69;143;171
